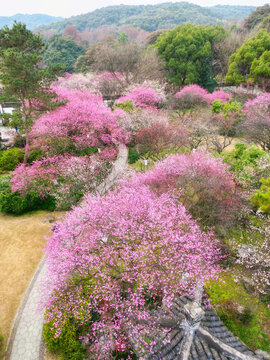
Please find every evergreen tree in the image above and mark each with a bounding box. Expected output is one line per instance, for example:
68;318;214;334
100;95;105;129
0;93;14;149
225;29;270;85
44;35;85;73
155;24;225;90
0;22;63;162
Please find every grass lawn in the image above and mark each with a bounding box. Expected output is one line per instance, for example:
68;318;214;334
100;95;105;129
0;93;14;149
206;271;270;352
0;210;64;358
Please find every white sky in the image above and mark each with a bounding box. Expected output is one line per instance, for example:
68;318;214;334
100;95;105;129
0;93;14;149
1;0;269;18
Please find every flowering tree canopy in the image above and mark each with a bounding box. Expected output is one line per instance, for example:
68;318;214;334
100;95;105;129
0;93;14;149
242;92;270;151
175;84;209;100
56;72;125;97
116;87;164;108
174;85;232;109
42;182;222;358
30;87;130;156
207;90;232;103
134;121;189;157
128;150;241;227
11;155;108;209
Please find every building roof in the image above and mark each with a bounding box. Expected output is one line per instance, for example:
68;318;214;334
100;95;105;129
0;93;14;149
134;296;267;360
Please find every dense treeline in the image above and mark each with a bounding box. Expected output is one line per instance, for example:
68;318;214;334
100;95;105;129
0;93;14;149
37;4;270;85
0;14;63;30
37;3;255;34
0;19;270;359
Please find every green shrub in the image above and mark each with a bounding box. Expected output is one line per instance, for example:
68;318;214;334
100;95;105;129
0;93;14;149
239;307;254;325
43;277;102;359
77;146;98;156
43;318;85;360
112;348;138;360
206;273;270;351
250;177;270;214
0;329;3;351
128;147;140;164
212;99;224;113
222;143;267;188
114;100;135;112
212;99;242;117
0;148;24;171
223;143;266;172
13;134;26;148
0;176;55;214
27;148;43;163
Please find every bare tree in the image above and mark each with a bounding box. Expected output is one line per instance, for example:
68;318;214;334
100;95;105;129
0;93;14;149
91;41;165;85
212;30;247;78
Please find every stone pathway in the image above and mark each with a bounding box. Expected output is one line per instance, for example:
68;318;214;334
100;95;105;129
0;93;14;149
5;259;47;360
97;143;128;195
5;144;128;360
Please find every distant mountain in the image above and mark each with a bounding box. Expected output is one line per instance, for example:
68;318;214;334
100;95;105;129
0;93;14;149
37;2;256;33
242;4;270;30
0;14;64;30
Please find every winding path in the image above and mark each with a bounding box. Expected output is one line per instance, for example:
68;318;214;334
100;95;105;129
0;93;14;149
5;144;128;360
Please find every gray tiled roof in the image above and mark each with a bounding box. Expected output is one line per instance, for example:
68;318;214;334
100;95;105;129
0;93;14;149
138;296;265;360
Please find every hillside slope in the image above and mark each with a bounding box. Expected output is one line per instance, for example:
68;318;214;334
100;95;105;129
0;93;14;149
0;14;64;30
37;2;256;33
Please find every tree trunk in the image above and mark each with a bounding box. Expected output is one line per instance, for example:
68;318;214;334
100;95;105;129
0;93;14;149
23;133;30;163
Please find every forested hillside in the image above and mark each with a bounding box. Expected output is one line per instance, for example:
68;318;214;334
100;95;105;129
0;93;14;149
0;13;270;360
37;2;256;33
0;14;63;30
243;3;270;30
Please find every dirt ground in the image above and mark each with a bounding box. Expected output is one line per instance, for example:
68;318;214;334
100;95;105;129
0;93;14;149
0;210;64;357
45;350;60;360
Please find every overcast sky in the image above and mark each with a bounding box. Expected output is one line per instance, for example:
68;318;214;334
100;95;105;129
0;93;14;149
2;0;269;18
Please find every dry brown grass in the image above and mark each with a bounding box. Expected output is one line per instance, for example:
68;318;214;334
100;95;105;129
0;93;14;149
0;210;64;357
45;349;60;360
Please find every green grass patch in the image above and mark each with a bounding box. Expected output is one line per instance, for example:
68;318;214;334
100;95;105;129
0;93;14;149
206;272;270;352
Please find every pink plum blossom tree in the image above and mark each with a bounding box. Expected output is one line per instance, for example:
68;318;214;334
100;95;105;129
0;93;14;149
30;86;130;156
242;93;270;151
174;85;232;111
42;183;222;358
127;150;242;227
56;72;126;98
134;121;189;158
116;87;164;109
11;154;109;209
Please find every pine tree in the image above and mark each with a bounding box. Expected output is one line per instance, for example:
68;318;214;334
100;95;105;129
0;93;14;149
0;22;63;162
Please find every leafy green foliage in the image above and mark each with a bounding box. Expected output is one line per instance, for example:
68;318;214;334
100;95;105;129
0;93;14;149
43;318;86;360
206;273;270;352
37;3;255;34
243;4;270;31
155;24;225;90
128;147;140;164
0;148;24;172
114;100;136;112
250;50;270;80
44;35;85;73
0;22;63;162
212;99;242;118
222;143;267;188
27;148;44;164
211;99;242;137
43;277;102;359
225;29;270;85
251;177;270;214
0;175;55;214
112;348;138;360
222;143;266;172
